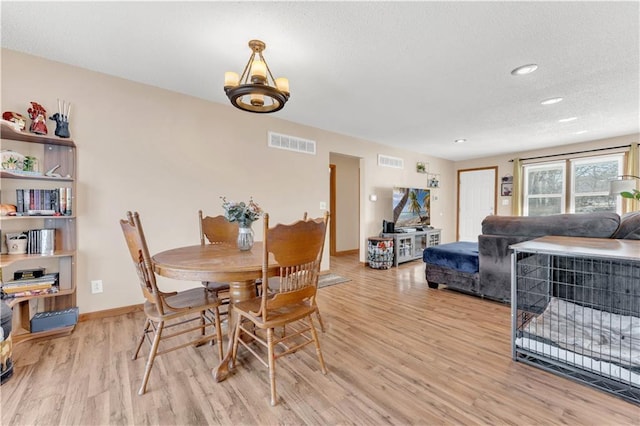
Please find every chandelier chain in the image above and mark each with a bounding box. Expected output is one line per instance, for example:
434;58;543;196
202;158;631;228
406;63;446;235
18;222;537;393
259;52;278;87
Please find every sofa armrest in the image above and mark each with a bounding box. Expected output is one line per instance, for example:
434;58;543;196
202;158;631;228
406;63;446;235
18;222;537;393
612;211;640;239
478;234;531;302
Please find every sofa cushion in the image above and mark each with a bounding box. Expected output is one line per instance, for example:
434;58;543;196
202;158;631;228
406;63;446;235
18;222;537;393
481;212;620;238
423;241;479;274
611;211;640;239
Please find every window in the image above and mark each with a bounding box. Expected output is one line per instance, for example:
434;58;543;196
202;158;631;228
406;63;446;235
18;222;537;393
571;156;623;213
523;162;566;216
523;154;624;216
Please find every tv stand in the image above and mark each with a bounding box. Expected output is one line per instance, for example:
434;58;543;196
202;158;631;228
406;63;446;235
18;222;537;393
381;228;441;266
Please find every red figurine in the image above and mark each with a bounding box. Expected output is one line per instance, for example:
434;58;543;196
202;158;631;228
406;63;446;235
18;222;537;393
27;102;48;135
2;111;27;131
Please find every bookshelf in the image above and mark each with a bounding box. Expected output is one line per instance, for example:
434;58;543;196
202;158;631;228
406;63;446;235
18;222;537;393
0;121;77;343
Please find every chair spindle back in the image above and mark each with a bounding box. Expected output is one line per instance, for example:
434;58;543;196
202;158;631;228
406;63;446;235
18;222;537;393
120;211;163;313
259;212;329;318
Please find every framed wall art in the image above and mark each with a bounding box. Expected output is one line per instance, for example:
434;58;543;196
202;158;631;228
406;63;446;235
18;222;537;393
501;182;513;196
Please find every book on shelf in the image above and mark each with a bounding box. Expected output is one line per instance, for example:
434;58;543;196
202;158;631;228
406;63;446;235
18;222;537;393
14;267;45;280
39;229;55;255
65;187;72;215
14;187;71;215
1;272;59;298
1;287;59;299
27;209;56;216
2;272;59;287
3;282;53;294
18;228;56;255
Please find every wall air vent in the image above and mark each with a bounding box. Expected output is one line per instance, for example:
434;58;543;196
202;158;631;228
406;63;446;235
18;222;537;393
377;154;404;169
268;131;316;155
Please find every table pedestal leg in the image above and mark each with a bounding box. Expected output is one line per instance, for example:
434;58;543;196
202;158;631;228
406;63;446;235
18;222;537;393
212;279;256;382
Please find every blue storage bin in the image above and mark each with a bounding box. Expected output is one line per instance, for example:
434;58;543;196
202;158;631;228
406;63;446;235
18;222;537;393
30;307;78;332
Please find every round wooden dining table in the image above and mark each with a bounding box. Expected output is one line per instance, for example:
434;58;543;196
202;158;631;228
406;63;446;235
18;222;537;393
152;242;278;382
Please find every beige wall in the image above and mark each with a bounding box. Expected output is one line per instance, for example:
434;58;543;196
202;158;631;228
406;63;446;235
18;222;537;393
455;134;640;217
1;49;457;313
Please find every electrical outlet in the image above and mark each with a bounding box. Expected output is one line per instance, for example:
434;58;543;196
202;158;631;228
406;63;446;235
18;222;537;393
319;201;327;210
91;280;103;294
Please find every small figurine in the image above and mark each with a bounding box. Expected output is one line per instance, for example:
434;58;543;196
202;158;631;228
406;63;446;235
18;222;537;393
27;102;48;135
2;111;27;131
49;99;71;138
45;164;62;178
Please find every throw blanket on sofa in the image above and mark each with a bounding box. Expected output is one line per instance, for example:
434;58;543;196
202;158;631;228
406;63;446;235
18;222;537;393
523;297;640;367
422;241;479;274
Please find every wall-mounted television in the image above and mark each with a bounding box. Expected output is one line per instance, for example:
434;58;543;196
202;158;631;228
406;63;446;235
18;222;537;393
392;187;431;227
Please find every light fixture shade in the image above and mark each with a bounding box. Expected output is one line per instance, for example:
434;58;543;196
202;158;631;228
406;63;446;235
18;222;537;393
609;177;638;196
250;60;267;81
224;72;239;88
223;40;290;113
275;77;289;94
250;93;264;107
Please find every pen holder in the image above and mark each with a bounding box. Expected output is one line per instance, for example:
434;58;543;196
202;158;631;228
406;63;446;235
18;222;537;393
50;113;70;138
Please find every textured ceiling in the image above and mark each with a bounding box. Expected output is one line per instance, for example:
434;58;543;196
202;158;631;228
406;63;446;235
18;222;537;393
2;1;639;161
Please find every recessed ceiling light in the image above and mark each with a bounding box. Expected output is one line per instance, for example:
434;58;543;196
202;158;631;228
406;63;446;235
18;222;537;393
574;130;588;135
454;139;466;144
541;97;563;105
510;64;538;75
558;117;578;123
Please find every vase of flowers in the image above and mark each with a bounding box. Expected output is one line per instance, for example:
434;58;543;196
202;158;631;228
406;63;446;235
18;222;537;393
236;226;254;251
221;196;263;251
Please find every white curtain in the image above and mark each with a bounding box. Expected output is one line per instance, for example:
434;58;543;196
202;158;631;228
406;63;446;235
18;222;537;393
623;143;639;213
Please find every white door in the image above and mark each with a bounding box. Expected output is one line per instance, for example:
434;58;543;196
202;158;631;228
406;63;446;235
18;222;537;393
458;168;496;241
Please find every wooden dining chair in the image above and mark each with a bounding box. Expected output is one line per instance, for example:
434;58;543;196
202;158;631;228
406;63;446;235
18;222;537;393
259;211;328;332
120;211;225;395
199;211;237;246
199;210;262;301
231;211;329;406
198;211;236;300
303;211;327;333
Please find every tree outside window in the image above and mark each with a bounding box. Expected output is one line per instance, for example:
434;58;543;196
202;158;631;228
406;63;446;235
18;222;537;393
524;162;565;216
523;154;624;216
571;156;622;213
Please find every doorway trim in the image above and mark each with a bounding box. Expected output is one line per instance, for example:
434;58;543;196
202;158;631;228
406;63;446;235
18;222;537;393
329;164;337;255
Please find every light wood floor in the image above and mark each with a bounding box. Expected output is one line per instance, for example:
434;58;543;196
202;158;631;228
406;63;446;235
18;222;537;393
2;254;638;425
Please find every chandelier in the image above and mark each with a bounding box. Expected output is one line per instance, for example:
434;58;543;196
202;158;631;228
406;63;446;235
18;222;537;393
224;40;290;113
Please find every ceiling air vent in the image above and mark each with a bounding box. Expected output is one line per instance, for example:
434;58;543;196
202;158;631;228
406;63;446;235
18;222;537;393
378;154;404;169
268;131;316;155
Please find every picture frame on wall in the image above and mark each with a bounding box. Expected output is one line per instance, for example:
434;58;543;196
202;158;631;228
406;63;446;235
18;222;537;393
501;182;513;196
